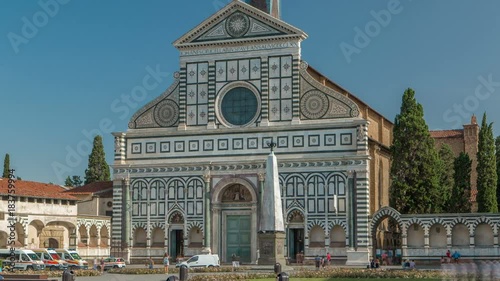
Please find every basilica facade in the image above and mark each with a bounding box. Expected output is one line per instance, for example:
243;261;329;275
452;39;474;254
111;0;392;265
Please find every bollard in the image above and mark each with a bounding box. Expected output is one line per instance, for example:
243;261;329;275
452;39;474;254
277;272;289;281
179;265;188;281
274;262;281;274
166;276;180;281
62;269;75;281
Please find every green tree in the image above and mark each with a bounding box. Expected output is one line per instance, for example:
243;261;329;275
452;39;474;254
390;88;441;214
84;136;110;184
476;113;498;213
451;152;472;213
3;153;10;178
72;176;83;187
64;176;74;187
495;136;500;211
438;144;455;212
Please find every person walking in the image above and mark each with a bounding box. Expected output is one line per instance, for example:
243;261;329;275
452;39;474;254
231;253;237;271
148;257;154;269
100;257;105;273
163;253;170;274
326;252;331;266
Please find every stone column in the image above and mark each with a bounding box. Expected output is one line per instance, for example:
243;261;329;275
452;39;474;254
122;178;131;263
202;171;212;254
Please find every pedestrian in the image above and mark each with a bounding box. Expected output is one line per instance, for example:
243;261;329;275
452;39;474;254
409;259;416;269
452;251;460;263
163;253;170;274
93;257;97;270
231;253;237;271
148;257;154;269
326;252;331;266
315;255;321;270
100;257;105;273
446;250;451;263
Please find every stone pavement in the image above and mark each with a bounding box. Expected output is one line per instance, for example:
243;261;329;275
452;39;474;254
47;261;500;281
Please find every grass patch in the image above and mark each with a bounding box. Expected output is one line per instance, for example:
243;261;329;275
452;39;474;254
249;279;442;281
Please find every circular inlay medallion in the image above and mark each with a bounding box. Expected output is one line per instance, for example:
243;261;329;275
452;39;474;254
225;12;250;38
154;99;179;127
301;90;329;119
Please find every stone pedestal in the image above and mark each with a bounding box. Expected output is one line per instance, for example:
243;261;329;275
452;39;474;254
258;232;287;266
345;248;369;266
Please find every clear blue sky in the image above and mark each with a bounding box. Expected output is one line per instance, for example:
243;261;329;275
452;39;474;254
1;0;499;185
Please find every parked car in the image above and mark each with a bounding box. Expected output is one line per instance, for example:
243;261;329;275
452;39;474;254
175;254;220;268
98;257;126;271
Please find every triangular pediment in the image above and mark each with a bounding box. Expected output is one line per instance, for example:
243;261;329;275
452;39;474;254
173;0;307;47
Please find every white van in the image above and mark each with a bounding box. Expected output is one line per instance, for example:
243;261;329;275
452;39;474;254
55;248;88;269
175;254;220;268
0;249;45;271
33;248;68;270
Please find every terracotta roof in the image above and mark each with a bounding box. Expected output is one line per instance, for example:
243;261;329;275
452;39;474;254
65;181;113;195
429;130;464;138
0;178;77;200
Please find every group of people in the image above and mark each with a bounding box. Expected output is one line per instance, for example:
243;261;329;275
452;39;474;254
442;250;461;263
402;259;416;269
369;258;381;269
314;252;332;269
144;253;170;274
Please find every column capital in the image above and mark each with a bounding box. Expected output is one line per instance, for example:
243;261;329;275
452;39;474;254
203;173;211;183
258;173;266;182
122;177;130;186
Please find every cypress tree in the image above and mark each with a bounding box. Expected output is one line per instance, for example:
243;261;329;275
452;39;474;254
72;176;83;187
476;113;498;213
438;144;455;212
64;176;74;187
84;136;111;184
495;136;500;211
451;152;472;213
390;88;441;214
3;154;10;178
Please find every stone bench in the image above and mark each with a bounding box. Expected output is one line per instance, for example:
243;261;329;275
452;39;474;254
0;274;58;281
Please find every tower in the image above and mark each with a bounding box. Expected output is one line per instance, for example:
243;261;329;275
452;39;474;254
244;0;281;19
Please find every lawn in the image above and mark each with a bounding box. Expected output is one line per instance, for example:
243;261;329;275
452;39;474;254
250;278;442;281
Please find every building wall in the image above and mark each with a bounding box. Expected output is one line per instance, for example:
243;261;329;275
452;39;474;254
434;137;464;156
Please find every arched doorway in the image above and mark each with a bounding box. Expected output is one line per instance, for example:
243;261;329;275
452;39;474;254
370;207;403;265
169;212;184;259
212;178;257;264
286;210;305;263
43;238;59;248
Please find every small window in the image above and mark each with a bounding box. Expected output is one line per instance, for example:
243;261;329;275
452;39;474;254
1;196;8;201
37;198;43;203
53;199;59;204
70;201;76;205
46;199;52;204
20;197;26;202
28;198;35;203
61;200;67;205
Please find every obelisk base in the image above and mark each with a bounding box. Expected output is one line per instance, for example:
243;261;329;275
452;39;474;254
345;248;370;266
258;232;290;269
